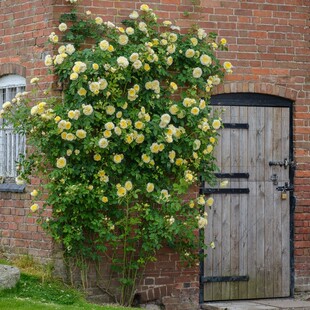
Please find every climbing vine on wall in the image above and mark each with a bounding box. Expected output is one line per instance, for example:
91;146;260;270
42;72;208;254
1;2;232;306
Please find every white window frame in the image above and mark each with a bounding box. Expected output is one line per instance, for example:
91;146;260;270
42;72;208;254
0;75;26;181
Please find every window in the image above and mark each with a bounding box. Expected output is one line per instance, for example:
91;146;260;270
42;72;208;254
0;75;26;183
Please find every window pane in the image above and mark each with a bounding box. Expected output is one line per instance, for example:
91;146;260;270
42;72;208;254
0;76;26;180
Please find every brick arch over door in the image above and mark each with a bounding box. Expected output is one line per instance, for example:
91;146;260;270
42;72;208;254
0;63;26;78
214;82;298;102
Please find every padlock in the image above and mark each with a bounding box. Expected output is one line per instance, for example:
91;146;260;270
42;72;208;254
281;190;287;200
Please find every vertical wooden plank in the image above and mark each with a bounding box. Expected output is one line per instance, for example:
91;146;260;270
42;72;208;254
281;108;291;296
273;107;283;296
211;195;223;300
229;106;240;299
221;192;231;300
238;106;249;299
264;107;275;298
220;106;232;300
204;105;225;301
246;107;258;298
256;107;265;298
211;122;223;299
204;199;214;300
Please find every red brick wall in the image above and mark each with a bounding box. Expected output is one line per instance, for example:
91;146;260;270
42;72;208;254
0;0;56;260
0;0;309;308
197;0;309;294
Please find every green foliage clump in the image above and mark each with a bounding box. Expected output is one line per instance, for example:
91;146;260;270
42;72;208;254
0;2;232;306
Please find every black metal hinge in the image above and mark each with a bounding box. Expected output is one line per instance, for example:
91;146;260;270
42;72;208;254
223;123;249;129
201;188;250;194
201;275;249;283
214;173;249;179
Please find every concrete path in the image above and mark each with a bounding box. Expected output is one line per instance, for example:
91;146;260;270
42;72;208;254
201;298;310;310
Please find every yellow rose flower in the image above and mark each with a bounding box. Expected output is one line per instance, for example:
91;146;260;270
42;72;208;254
61;132;67;140
70;72;78;80
199;99;206;109
197;196;205;205
117;186;127;197
114;127;122;135
146;183;154;193
170;82;178;91
76;129;86;139
118;34;129;45
65;121;71;130
169;104;179;115
54;116;61;123
103;130;112;138
203;144;213;154
82;104;93;116
168;33;178;42
200;54;212;66
190;37;198;46
125;134;134;144
125;181;133;191
66;133;75;141
189;201;195;208
220;180;229;188
193;67;202;78
119;119;127;129
30;190;38;197
95;17;103;25
136;134;145;144
212;119;221;129
135;121;144;130
142;154;151;163
220;38;227;45
98;138;109;149
210;137;216;144
30;203;39;212
56;157;66;168
191;107;200;115
94;154;101;161
223;61;233;73
175;158;183;166
185;49;195;58
113;154;124;164
99;40;109;51
150;143;160;153
166;56;173;66
106;105;115;115
68;110;76;119
101;196;108;203
140;4;150;11
168;150;176;162
78;88;87;96
126;27;134;35
206;197;214;206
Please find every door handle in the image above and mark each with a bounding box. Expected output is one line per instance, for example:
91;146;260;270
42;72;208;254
269;158;296;169
276;182;294;192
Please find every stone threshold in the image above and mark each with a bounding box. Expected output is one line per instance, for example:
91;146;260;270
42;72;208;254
201;298;310;310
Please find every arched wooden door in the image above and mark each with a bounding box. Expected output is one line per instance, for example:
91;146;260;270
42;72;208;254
201;93;294;301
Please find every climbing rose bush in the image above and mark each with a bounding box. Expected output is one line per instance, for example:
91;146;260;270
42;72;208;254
1;3;232;306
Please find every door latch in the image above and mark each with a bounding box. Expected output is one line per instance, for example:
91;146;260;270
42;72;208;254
276;182;294;192
270;174;278;185
269;158;296;169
